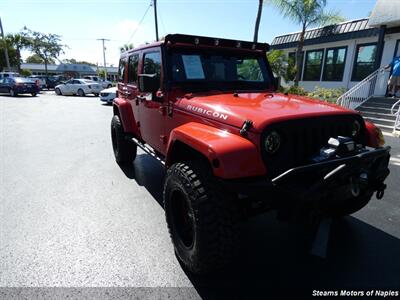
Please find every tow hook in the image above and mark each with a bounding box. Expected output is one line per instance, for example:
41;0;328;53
376;183;387;200
350;172;368;197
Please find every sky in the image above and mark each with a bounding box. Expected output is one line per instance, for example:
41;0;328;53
0;0;376;68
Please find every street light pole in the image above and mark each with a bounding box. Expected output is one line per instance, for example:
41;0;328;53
97;38;110;79
0;16;11;71
153;0;159;41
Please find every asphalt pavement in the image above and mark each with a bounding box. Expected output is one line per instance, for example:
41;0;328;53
0;91;399;299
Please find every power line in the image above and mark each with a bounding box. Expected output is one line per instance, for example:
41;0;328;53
127;2;151;43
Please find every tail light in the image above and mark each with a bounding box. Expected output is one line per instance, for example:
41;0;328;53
364;121;385;148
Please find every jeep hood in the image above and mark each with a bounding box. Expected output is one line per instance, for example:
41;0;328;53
177;92;357;132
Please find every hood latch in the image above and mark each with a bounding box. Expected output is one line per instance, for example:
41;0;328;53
240;120;253;136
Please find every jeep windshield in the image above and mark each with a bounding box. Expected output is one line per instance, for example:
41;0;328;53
168;49;272;92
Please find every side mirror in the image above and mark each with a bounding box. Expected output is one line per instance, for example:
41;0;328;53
138;73;159;93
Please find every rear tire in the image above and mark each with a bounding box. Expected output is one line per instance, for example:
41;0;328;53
77;89;85;97
164;161;240;274
111;115;137;164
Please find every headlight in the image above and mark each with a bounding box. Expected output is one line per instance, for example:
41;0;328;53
351;120;361;137
264;131;281;154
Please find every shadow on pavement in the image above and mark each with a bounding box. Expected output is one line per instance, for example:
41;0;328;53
119;153;400;299
119;154;166;207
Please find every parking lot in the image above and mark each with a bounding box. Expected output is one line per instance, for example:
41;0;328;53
1;91;400;299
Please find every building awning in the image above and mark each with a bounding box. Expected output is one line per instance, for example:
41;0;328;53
271;18;380;50
368;0;400;28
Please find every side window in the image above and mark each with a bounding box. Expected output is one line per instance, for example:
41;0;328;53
128;53;139;84
352;43;377;81
118;57;128;82
143;51;161;79
303;49;324;81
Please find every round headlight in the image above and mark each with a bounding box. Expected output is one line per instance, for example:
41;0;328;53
351;120;361;137
264;131;281;154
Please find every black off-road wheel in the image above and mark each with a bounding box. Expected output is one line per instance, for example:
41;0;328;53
164;161;240;274
111;115;137;165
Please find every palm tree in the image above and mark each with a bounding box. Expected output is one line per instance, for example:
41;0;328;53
119;43;134;53
4;33;31;72
269;0;345;86
253;0;264;42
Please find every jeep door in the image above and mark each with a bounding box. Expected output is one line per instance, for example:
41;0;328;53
0;78;8;93
126;52;140;133
138;49;167;153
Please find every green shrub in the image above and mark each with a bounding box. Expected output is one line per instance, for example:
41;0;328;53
307;86;346;103
279;85;346;103
20;69;32;77
285;85;308;96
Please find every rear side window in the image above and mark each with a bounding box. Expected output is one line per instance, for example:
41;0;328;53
143;52;161;78
118;57;128;82
128;53;139;84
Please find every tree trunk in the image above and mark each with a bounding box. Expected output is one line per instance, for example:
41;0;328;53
253;0;263;43
294;23;306;87
44;60;48;76
16;48;21;73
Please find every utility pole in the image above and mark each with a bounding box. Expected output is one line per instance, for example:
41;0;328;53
153;0;159;41
0;16;11;72
97;38;110;79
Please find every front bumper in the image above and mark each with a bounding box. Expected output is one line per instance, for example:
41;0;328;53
222;146;391;216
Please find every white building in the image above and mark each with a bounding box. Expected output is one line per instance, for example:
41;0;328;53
270;0;400;96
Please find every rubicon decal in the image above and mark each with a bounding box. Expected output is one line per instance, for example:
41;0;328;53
187;104;228;120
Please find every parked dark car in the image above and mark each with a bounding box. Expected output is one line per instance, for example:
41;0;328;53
0;77;39;97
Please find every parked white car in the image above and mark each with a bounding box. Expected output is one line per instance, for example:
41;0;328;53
55;79;102;96
83;76;112;89
0;72;19;81
99;86;117;104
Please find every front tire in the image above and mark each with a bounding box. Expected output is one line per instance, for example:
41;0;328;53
94;93;99;97
111;115;137;164
164;161;240;274
31;92;37;97
9;89;17;97
55;88;62;95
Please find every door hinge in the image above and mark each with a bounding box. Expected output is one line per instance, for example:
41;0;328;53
160;135;167;144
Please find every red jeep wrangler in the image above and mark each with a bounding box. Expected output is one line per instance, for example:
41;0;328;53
111;34;390;273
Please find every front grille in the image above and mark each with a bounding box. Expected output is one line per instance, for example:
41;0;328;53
101;93;109;96
261;114;366;178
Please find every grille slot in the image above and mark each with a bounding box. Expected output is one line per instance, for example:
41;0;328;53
261;115;366;178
